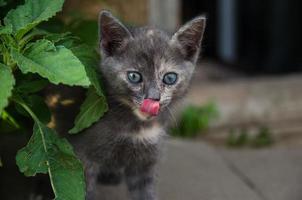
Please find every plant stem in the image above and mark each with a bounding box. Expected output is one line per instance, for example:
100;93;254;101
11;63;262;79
13;96;58;198
13;97;39;122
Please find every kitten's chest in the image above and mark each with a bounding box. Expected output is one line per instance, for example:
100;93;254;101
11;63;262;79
113;141;158;166
104;124;164;167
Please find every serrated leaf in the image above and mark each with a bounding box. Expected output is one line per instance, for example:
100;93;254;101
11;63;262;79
16;79;48;94
0;24;12;35
45;32;79;45
4;0;64;38
46;33;105;96
0;63;15;114
11;39;90;86
19;28;50;49
69;44;104;96
16;120;85;200
69;88;108;134
16;123;48;176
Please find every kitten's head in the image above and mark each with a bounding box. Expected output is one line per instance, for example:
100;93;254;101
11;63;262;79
99;11;206;120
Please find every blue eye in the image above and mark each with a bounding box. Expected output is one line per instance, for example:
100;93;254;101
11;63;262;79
127;71;142;83
163;72;177;85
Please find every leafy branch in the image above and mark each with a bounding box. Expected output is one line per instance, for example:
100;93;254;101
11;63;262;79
14;96;86;200
0;0;108;199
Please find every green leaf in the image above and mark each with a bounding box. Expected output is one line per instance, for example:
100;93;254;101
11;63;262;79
46;32;105;96
11;39;90;86
16;79;49;94
19;28;50;49
4;0;64;38
69;88;108;134
45;32;78;45
16;121;86;200
14;98;86;200
0;63;15;114
0;24;12;35
69;44;104;96
16;123;48;176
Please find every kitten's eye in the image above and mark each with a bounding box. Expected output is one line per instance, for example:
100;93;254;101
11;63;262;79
163;72;178;85
127;71;142;84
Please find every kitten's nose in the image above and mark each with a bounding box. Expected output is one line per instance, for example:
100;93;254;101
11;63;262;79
146;87;160;101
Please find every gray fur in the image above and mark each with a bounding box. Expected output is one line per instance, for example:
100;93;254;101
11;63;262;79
69;10;206;200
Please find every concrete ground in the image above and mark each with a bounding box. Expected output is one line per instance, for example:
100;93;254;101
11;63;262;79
96;139;302;200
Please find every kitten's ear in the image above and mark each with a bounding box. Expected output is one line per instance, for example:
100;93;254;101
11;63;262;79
171;16;206;62
99;10;132;56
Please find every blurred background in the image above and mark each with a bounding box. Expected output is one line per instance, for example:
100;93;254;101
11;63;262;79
1;0;302;199
45;0;302;149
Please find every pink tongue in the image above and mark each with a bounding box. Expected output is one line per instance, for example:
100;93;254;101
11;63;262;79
140;99;160;116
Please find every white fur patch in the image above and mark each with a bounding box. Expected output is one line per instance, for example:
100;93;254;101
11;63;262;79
133;108;151;121
132;124;164;143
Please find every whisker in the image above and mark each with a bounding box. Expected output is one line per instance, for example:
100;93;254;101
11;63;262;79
166;106;179;131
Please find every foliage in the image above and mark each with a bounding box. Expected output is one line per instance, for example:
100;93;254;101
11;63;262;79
4;0;64;39
0;0;7;7
11;39;90;86
0;0;108;199
15;97;85;200
227;129;249;147
171;102;219;137
227;127;274;148
0;63;15;112
69;87;107;134
251;127;274;147
66;19;99;47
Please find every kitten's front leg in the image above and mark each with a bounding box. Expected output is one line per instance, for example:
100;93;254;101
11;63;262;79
85;162;99;200
125;166;157;200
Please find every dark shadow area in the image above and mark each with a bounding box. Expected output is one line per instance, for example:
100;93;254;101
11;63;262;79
182;0;302;74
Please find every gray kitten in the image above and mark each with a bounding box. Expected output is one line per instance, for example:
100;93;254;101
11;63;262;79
70;10;206;200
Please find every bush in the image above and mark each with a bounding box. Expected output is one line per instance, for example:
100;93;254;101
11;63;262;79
0;0;107;199
227;127;274;148
170;102;219;138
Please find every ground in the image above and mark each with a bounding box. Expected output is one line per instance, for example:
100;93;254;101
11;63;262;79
96;139;302;200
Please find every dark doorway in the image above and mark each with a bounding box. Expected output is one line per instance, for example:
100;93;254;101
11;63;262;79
181;0;302;74
182;0;218;59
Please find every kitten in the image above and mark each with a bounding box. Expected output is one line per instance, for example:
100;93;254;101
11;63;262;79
69;10;206;200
